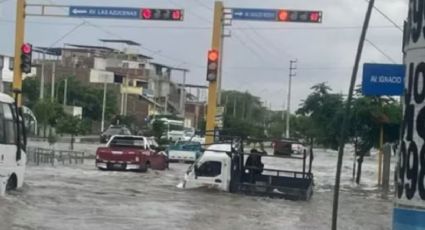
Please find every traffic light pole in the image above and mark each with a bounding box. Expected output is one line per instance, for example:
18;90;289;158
205;1;223;144
12;0;26;106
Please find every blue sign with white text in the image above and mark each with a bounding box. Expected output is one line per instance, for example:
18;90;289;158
69;6;140;19
362;63;405;96
232;8;277;21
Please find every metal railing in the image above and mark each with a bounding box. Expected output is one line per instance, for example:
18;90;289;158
26;147;85;166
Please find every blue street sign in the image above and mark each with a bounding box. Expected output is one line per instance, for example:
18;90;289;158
69;6;140;19
362;63;405;96
232;8;277;21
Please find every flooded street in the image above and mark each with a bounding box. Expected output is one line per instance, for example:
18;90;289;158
0;145;393;230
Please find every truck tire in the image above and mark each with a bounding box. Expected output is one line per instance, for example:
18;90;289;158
6;174;17;191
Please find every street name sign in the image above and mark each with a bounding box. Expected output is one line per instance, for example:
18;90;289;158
232;8;277;21
69;6;140;19
362;63;405;96
69;6;184;21
231;8;322;23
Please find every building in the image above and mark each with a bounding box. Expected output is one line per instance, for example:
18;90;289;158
32;40;194;131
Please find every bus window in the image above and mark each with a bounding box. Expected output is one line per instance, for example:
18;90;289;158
2;103;16;145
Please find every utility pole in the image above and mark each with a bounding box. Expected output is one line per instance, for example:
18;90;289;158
12;0;25;106
40;52;45;99
101;80;107;132
0;56;4;93
286;59;297;138
205;1;224;144
331;0;375;229
50;61;56;102
63;78;68;106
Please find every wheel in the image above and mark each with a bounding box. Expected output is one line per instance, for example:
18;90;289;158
6;175;17;191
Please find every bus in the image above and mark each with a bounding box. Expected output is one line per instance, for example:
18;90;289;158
153;117;185;142
0;92;26;195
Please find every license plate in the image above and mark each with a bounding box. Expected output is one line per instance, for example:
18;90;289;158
111;163;125;169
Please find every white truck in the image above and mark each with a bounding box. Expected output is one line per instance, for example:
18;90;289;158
0;92;27;195
180;142;314;200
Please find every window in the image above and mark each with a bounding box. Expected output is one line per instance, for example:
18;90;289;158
110;137;145;148
0;102;15;145
197;161;222;177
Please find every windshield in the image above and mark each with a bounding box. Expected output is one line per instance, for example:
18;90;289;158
109;136;145;148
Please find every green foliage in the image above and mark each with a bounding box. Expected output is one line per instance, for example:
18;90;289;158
56;114;88;136
297;82;344;149
33;99;63;137
152;120;165;140
221;90;267;139
56;77;117;122
350;94;401;156
22;77;40;109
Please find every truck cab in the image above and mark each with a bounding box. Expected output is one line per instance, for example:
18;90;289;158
182;141;314;200
183;144;232;191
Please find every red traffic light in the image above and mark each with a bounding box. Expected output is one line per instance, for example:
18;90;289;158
278;10;288;21
141;8;152;19
309;11;321;22
21;43;32;54
171;10;182;20
208;50;219;62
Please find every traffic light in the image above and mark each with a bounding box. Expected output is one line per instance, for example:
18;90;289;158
206;49;219;82
20;43;32;74
277;10;322;23
140;8;184;21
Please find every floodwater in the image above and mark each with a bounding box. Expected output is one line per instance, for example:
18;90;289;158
0;144;393;230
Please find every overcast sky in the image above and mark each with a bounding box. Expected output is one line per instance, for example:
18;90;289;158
0;0;407;111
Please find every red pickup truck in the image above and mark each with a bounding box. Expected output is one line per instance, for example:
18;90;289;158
96;135;168;172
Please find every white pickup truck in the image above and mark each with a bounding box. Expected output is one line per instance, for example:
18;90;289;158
180;143;314;200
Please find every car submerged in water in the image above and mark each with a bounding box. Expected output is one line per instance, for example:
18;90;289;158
96;135;168;172
180;138;314;201
99;125;132;143
167;140;203;163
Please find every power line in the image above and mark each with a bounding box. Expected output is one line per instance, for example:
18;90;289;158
365;0;403;32
0;18;401;31
48;22;86;48
365;38;398;63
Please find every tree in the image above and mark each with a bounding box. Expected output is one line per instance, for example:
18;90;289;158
221;90;267;139
56;77;118;122
33;100;62;138
22;77;40;109
349;94;401;183
152;119;165;141
297;82;344;149
56;114;89;150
